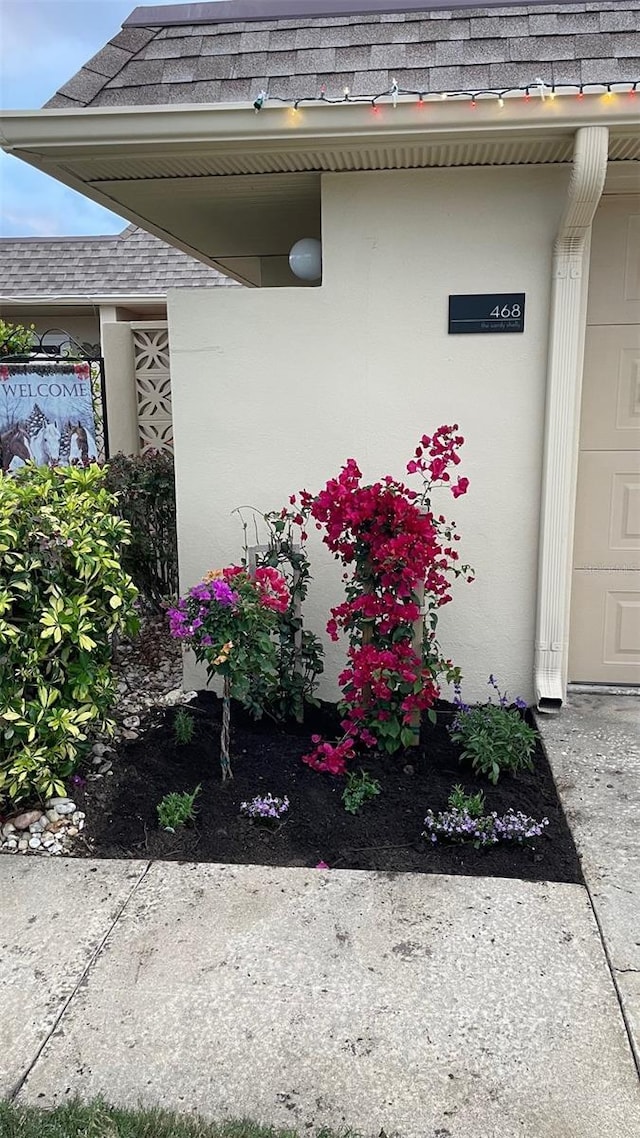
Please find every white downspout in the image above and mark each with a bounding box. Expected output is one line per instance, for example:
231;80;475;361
535;125;609;712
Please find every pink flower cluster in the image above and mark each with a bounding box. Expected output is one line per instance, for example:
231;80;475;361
253;565;290;614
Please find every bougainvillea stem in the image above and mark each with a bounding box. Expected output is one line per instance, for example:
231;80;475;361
220;676;232;781
408;583;425;746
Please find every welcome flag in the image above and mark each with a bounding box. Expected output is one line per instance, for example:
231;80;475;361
0;361;98;471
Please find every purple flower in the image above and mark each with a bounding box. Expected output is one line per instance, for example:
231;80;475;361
71;774;87;788
211;579;237;607
423;806;548;847
240;794;289;822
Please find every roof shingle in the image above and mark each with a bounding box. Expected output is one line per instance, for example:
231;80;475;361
43;1;640;109
0;226;239;298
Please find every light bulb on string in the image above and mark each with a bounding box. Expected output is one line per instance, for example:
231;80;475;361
535;77;546;101
343;85;350;101
498;92;505;108
549;85;556;100
390;78;399;108
253;90;267;112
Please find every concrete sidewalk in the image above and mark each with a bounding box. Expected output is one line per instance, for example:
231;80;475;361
2;858;639;1137
537;692;640;1068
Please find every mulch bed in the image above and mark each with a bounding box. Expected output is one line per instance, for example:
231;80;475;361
73;695;582;883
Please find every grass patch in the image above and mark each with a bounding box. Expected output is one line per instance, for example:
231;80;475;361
0;1100;355;1138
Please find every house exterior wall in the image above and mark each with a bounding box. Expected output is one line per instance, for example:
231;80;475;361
1;311;101;351
169;165;567;702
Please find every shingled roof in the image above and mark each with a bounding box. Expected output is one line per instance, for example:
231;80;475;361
0;225;239;298
45;0;640;110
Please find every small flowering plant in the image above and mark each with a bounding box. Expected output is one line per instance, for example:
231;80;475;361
450;675;536;785
423;806;549;848
168;565;289;779
240;793;290;825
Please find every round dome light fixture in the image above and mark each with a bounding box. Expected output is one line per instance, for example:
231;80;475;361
289;237;322;282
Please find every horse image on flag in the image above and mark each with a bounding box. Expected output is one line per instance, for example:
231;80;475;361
0;362;98;472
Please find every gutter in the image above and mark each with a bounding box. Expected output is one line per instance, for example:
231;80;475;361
1;96;638;153
0;295;167;305
534;125;609;713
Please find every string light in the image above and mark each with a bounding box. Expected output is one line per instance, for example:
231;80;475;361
252;78;639;113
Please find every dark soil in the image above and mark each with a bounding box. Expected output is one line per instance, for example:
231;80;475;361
74;695;582;883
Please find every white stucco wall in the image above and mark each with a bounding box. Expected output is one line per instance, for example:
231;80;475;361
169;165;566;702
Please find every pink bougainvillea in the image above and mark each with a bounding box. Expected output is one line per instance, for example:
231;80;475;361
288;426;472;775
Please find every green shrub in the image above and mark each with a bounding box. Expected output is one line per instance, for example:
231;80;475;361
105;450;178;610
157;786;200;830
450;697;537;785
0;464;138;806
0;318;35;357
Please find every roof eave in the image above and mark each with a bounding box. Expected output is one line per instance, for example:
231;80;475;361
2;99;637;273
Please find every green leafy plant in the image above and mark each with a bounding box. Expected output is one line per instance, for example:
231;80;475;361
447;783;485;817
450;677;536;785
0;318;35;357
234;505;324;723
342;769;381;814
157;785;201;830
173;708;195;746
104;451;178;610
0;464;138;807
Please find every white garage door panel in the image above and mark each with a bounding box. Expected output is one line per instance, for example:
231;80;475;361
570;193;640;685
569;572;640;684
580;325;640;450
587;196;640;325
573;451;640;569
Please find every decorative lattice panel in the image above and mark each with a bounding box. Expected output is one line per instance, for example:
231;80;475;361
132;323;173;454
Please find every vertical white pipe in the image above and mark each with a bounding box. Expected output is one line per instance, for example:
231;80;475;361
535;126;609;711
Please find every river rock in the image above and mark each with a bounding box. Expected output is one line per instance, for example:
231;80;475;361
2;822;16;838
123;714;140;729
46;798;76;815
11;810;43;831
28;836;41;849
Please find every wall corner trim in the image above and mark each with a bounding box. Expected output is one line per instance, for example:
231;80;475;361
534;125;609;713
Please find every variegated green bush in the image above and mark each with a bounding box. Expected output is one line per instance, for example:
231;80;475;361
0;465;139;807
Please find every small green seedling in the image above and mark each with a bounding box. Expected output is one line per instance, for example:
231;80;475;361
157;785;201;831
447;783;485;818
342;769;381;815
173;707;195;746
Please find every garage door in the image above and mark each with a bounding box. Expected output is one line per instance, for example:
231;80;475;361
569;195;640;685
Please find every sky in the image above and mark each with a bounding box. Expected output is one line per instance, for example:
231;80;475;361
0;0;148;236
